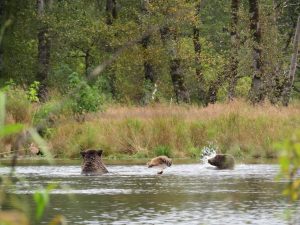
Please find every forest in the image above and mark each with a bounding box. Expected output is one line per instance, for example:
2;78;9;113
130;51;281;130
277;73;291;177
0;0;299;159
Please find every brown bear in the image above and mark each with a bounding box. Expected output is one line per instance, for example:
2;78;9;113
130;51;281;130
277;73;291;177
147;156;172;174
208;154;235;169
81;149;108;175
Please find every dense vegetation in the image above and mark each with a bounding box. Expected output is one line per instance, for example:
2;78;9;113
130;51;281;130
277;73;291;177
0;0;300;159
1;2;300;223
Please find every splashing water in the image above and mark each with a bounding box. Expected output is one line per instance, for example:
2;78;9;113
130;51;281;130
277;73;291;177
200;144;217;164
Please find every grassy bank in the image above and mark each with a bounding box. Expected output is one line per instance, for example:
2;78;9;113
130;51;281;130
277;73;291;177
46;100;300;160
1;98;300;161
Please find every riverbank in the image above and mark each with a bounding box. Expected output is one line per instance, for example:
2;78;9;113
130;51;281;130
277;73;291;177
3;99;299;161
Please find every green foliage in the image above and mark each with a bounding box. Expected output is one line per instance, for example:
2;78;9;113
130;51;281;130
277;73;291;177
277;131;300;201
1;79;16;92
126;119;142;132
0;92;56;224
27;81;40;103
4;85;33;123
0;92;24;137
154;145;172;157
0;123;24;138
68;72;104;115
33;184;57;221
187;146;202;158
34;101;57;124
2;0;298;104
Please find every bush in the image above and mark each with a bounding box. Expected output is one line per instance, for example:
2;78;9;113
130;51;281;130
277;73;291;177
27;81;40;102
5;86;34;124
153;145;172;157
187;146;202;158
68;72;104;115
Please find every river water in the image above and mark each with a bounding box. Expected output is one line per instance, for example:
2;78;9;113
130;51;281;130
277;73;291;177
0;163;299;225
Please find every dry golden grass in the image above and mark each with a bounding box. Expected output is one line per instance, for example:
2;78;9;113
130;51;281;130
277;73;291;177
90;99;300;121
1;98;299;160
48;100;300;160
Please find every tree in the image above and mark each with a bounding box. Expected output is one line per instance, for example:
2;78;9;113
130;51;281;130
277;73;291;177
106;0;117;25
227;0;240;100
140;0;157;104
0;0;5;75
36;0;53;101
0;0;18;80
282;15;300;106
248;0;264;104
105;0;118;99
160;26;190;103
154;0;194;104
193;1;206;104
206;72;226;105
1;0;299;105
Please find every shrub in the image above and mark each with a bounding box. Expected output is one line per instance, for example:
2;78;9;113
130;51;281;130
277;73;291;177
153;145;172;157
187;146;202;158
5;86;34;124
68;72;104;115
27;81;40;103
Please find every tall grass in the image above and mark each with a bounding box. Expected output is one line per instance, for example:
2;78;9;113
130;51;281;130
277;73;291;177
1;94;299;160
46;100;300;160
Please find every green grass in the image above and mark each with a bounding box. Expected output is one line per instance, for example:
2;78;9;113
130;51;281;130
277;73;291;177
2;99;300;161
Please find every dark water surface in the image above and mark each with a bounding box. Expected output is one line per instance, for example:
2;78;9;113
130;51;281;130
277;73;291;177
0;164;299;225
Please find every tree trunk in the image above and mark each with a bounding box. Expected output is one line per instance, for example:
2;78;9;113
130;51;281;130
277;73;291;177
0;44;3;76
140;1;157;104
160;27;190;104
106;0;117;99
106;0;117;25
206;72;225;105
193;2;205;104
0;0;6;75
266;0;283;104
248;0;264;104
84;49;91;77
141;35;155;84
228;0;240;101
282;15;300;106
140;0;155;84
37;0;51;102
170;58;190;103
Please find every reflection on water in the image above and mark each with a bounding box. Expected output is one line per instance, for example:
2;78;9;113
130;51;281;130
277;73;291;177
0;164;299;225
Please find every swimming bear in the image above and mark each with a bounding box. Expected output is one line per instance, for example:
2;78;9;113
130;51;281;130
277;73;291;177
81;149;108;175
147;155;172;174
208;154;235;169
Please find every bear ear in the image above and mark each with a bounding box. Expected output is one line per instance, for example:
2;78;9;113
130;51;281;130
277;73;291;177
97;150;103;156
80;151;86;157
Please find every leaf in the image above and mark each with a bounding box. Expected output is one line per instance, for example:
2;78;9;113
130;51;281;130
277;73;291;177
34;189;49;220
33;183;57;221
0;124;24;137
279;156;289;173
0;92;5;127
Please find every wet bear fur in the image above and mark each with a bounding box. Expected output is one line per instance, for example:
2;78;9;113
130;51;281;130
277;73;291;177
208;154;235;169
81;149;108;175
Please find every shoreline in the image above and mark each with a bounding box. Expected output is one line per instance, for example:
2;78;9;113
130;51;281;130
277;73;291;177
0;157;278;166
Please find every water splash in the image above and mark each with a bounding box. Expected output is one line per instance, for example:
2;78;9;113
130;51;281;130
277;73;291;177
200;143;217;164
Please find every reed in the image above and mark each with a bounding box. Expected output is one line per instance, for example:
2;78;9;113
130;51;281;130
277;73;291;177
46;100;300;160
